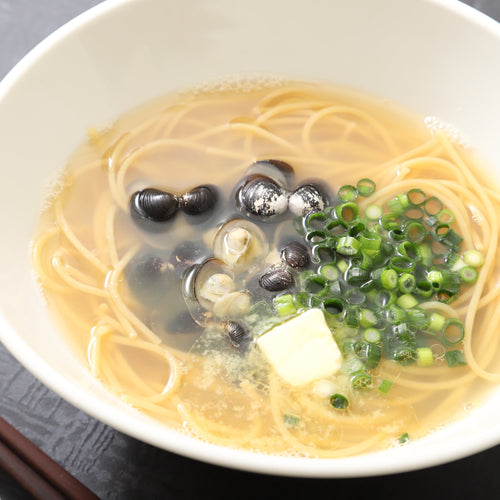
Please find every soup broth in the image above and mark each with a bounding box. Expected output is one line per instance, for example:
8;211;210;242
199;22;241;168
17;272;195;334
33;80;500;457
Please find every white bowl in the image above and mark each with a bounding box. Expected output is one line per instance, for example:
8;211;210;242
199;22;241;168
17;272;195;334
1;0;500;477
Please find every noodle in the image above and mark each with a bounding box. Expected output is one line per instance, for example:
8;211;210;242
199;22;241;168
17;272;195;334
32;81;500;457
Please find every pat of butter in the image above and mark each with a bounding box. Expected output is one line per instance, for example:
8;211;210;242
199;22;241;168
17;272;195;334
256;308;342;386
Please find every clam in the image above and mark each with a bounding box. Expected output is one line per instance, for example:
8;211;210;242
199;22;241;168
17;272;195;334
288;182;329;216
235;174;288;220
258;267;295;292
212;291;252;319
213;219;269;273
281;241;310;269
181;258;235;326
125;252;174;304
129;188;178;229
168;240;207;275
244;159;295;189
179;184;218;215
224;320;252;351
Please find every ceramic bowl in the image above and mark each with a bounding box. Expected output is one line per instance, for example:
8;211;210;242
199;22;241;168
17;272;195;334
1;0;500;477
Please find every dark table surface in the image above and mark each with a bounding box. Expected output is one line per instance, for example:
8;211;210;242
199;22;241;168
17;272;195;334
1;1;500;499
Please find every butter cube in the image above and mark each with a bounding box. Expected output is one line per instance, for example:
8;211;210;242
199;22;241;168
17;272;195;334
256;308;342;386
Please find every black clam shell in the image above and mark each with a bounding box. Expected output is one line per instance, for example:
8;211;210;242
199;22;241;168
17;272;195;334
288;182;329;217
125;253;174;305
130;188;178;230
281;241;310;269
258;267;295;292
236;174;289;220
179;185;218;215
224;320;251;351
245;159;295;189
169;241;208;275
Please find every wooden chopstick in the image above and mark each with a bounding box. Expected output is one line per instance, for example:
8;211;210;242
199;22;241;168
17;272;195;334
0;416;99;500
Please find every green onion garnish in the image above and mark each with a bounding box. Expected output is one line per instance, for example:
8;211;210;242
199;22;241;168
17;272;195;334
445;350;467;367
463;249;485;268
283;414;300;428
338;184;358;201
378;379;393;394
356;178;376;197
459;266;478;284
330;394;349;409
416;347;434;367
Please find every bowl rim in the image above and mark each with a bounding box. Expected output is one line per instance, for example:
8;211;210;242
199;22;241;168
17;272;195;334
1;0;500;477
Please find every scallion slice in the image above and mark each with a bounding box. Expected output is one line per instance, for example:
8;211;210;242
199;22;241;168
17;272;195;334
357;178;376;197
445;350;467;367
338;184;358;201
416;347;433;367
463;249;485;268
459;266;478;284
330;394;349;409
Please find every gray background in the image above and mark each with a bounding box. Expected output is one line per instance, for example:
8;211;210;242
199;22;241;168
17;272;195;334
1;1;500;498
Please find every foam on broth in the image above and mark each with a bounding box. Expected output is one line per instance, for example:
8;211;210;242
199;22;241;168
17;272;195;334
32;80;500;457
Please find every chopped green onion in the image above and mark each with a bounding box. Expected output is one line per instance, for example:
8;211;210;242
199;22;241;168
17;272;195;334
346;305;360;327
399;273;416;294
415;280;433;298
304;211;328;231
396;293;418;310
335;202;359;223
407;307;430;328
303;274;329;295
397;241;421;261
387;194;410;215
346;266;370;284
336;236;361;256
330;394;349;409
424;196;442;216
381;268;398;290
351;371;373;389
445;350;467;367
463;250;485;268
283;414;300;428
428;312;446;333
336;258;349;273
363;327;382;343
359;233;382;256
343;357;365;374
405;222;427;244
365;204;383;221
381;213;400;230
357;178;376;197
394;347;417;366
397;432;410;444
385;305;407;325
416;347;434;367
359;309;377;328
326;219;348;236
440;228;463;248
378;379;393;394
338;184;358;201
321;298;345;317
459;266;478;284
417;243;432;266
427;269;443;287
390;256;415;273
345;288;366;305
273;294;297;317
306;230;327;244
319;263;340;281
407;188;426;206
441;318;465;345
437;208;455;224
